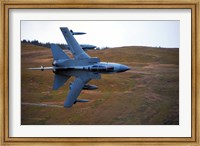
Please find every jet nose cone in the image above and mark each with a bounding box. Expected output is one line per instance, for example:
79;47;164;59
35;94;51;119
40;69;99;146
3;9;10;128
119;65;130;72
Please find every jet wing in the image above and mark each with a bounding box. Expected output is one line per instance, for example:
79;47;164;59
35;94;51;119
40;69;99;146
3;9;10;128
63;75;91;107
60;27;90;60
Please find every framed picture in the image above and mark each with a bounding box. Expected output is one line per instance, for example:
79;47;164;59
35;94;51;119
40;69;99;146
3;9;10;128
1;0;199;145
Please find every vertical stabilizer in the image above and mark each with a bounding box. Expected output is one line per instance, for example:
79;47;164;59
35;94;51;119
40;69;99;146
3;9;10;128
50;44;71;60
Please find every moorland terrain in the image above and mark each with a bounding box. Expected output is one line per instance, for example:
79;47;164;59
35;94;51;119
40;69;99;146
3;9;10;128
21;43;179;125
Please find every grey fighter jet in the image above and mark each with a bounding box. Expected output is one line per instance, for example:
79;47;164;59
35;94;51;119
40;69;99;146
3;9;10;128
29;27;130;107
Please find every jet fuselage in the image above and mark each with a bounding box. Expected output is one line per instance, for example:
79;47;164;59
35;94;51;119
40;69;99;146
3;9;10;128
53;61;130;75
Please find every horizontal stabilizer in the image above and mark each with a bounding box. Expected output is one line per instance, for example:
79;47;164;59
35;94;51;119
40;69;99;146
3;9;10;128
53;74;70;90
51;44;70;60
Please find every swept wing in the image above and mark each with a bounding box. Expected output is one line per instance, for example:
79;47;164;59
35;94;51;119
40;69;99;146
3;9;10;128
64;74;91;107
60;27;90;60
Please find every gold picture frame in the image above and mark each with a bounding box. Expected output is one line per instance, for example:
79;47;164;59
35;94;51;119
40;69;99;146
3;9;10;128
1;0;199;145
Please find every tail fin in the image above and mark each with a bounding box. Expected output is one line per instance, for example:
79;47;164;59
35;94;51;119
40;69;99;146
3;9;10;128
53;74;70;90
50;44;70;60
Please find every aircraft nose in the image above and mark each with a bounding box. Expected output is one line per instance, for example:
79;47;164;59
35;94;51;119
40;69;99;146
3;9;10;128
118;65;130;72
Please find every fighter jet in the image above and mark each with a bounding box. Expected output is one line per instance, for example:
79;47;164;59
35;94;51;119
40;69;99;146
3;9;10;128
29;27;130;107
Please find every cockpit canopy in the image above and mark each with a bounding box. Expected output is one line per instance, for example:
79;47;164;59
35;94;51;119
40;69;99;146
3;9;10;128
90;64;114;72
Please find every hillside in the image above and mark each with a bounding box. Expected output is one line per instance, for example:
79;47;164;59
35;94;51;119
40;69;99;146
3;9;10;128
21;43;179;125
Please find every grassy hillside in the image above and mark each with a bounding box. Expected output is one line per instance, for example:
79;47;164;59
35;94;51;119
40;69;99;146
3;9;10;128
21;43;179;125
